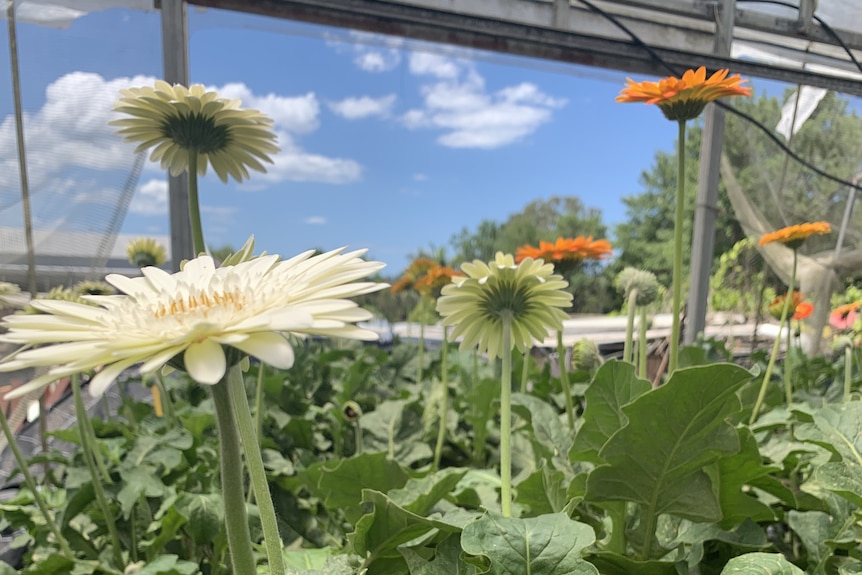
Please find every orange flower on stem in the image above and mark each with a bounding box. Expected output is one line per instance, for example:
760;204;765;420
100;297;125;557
515;236;612;275
792;301;814;321
759;222;832;250
768;291;805;320
391;258;439;295
616;67;751;121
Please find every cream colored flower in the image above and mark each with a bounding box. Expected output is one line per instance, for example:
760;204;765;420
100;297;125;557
127;237;168;268
436;252;571;359
110;81;279;183
0;249;386;398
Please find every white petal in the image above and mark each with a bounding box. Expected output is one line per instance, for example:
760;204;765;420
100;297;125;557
88;357;142;397
231;332;294;369
184;339;226;384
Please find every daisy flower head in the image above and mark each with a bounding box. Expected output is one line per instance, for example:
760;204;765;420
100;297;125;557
110;81;279;183
127;237;168;268
515;237;612;276
0;249;387;399
617;67;751;121
436;252;572;359
759;222;832;250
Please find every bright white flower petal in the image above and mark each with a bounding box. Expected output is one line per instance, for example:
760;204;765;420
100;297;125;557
232;332;295;369
184;339;226;385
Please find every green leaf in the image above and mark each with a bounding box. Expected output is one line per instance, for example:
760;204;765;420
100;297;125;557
719;553;804;574
511;393;572;464
360;400;433;466
588;552;679;575
585;364;751;523
283;547;334;570
460;512;598;575
175;492;224;545
570;360;651;463
401;535;478;575
0;562;16;575
118;466;168;519
716;428;778;527
795;402;862;507
787;509;856;575
462;375;498;465
20;554;74;575
136;554;199;574
350;490;459;574
303;452;411;524
515;464;568;516
389;467;469;515
279;554;356;575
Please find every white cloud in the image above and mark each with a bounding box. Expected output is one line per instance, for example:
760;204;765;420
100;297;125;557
412;173;428;182
259;132;362;184
328;95;397;120
129;178;167;215
0;72;363;192
304;216;327;225
401;54;566;149
326;31;403;72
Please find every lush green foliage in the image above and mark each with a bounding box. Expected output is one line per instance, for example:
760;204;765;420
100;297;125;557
3;335;862;574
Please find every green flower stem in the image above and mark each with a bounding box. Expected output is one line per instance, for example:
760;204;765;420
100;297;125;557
638;307;648;380
248;362;266;504
500;316;513;517
78;386;110;483
624;289;638;364
784;318;793;407
0;392;73;559
557;330;575;430
433;327;449;471
750;250;797;424
471;350;482;466
71;375;123;567
155;373;175;420
606;501;627;555
669;119;687;374
844;345;853;402
187;150;206;256
211;377;256;575
227;364;286;575
519;348;531;394
417;322;425;386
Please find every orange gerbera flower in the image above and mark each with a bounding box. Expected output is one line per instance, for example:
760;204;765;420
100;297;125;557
792;301;814;320
617;67;751;121
413;265;463;298
391;258;439;294
758;222;832;250
515;236;612;266
768;290;805;321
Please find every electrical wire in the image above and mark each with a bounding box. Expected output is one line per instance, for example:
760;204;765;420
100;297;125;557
577;0;862;192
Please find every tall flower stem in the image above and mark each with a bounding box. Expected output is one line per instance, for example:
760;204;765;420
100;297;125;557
71;375;123;567
844;345;853;402
557;330;575;430
624;288;638;364
433;327;449;471
248;362;266;504
500;316;513;517
669;119;687;373
750;250;797;424
0;395;73;559
519;349;531;394
187;151;206;256
417;322;425;386
638;307;648;380
784;318;793;407
227;364;286;575
211;377;256;575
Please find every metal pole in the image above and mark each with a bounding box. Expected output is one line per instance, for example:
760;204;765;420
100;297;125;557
832;172;862;263
160;0;194;269
684;0;735;344
6;0;37;298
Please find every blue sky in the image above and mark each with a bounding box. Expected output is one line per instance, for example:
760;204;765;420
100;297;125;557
0;5;747;275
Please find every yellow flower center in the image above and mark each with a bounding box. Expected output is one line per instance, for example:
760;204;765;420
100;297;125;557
154;290;245;319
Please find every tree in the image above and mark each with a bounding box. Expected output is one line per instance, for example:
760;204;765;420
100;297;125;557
613;89;862;295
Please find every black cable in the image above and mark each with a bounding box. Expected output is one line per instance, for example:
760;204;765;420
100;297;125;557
577;0;862;191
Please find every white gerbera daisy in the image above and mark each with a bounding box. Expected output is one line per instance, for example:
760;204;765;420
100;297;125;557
0;249;386;398
436;252;572;359
109;81;279;183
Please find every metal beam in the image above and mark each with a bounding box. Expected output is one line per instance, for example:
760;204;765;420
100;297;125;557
188;0;862;97
160;0;194;269
684;0;734;344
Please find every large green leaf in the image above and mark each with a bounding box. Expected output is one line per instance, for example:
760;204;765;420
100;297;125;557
570;360;651;463
174;493;224;545
361;400;433;466
587;552;678;575
795;402;862;507
585;364;751;524
401;535;479;575
350;490;460;575
787;509;857;575
716;428;778;527
389;467;469;515
511;393;572;464
720;553;804;574
460;512;598;575
515;464;568;516
302;452;410;524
